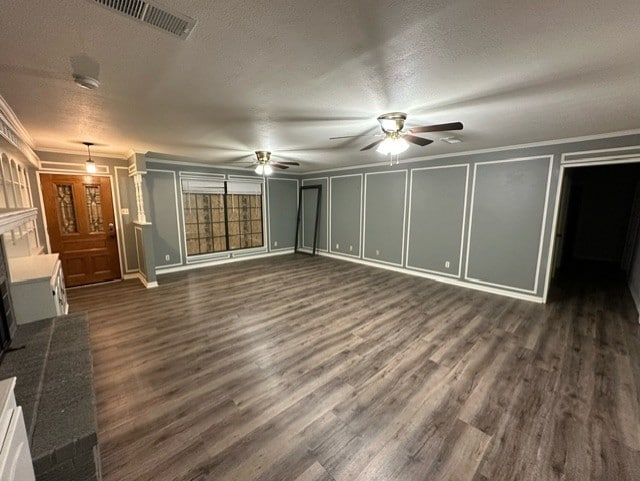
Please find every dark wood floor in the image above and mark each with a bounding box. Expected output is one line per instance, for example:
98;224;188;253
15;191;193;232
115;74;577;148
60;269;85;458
67;254;640;481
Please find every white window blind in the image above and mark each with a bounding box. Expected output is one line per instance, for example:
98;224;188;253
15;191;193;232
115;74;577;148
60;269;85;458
226;181;262;195
181;177;225;194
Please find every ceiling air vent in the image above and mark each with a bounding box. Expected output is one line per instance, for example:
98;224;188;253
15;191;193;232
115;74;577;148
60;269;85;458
89;0;196;39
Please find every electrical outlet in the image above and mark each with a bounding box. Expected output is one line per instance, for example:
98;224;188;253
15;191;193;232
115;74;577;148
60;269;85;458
375;249;380;256
336;243;339;249
349;245;353;252
165;254;170;261
445;260;450;268
274;241;278;247
120;208;129;215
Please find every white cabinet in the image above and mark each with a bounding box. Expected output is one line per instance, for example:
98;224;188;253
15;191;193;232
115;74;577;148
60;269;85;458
0;377;35;481
8;254;68;324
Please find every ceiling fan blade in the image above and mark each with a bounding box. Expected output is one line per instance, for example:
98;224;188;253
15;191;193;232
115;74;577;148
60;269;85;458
245;164;258;169
223;154;254;163
330;134;368;140
275;114;371;123
271;163;289;169
408;122;463;134
330;133;384;140
274;161;300;166
403;135;434;147
360;139;384;151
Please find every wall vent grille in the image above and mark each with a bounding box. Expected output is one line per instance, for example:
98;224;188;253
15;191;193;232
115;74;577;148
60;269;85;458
89;0;196;39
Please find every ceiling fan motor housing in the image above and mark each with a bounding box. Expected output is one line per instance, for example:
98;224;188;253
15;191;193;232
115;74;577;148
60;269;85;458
255;150;271;163
377;112;407;133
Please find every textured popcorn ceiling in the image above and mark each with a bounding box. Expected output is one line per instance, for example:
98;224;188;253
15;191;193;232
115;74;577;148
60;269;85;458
0;0;639;170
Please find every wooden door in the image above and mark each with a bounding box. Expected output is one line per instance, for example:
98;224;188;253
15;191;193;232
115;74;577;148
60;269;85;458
40;174;121;287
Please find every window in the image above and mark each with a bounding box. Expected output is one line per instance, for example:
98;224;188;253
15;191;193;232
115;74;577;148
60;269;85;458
182;177;264;257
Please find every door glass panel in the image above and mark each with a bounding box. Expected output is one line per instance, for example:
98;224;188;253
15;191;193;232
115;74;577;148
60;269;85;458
85;185;104;233
56;184;77;234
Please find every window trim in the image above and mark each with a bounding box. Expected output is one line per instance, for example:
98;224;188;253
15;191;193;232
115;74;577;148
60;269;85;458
180;175;267;260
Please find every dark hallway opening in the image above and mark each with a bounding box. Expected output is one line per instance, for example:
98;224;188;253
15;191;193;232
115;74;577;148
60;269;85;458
552;162;640;287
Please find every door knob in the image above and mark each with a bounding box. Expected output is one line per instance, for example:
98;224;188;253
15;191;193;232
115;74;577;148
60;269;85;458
108;222;116;237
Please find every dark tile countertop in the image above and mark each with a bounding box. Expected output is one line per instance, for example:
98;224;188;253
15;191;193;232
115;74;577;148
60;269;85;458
0;313;99;479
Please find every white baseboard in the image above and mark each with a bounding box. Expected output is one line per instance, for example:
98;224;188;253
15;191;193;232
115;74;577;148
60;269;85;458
137;273;158;288
154;246;543;302
156;249;295;275
315;251;544;303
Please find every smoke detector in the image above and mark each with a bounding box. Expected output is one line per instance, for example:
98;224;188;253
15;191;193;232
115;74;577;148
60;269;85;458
73;75;101;90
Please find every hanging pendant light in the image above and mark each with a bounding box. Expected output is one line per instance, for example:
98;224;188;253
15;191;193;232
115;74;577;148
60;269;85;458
84;142;97;173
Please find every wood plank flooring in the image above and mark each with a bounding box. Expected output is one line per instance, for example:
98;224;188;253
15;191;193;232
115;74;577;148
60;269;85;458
67;254;640;481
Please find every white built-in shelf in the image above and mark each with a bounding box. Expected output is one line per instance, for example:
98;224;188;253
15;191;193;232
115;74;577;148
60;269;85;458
0;208;37;235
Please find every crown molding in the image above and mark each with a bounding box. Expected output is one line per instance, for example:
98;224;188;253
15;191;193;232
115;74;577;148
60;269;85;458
303;128;640;175
34;146;129;160
0;95;40;168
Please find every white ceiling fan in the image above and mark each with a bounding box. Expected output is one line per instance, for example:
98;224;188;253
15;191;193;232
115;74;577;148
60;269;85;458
231;151;301;175
331;112;463;156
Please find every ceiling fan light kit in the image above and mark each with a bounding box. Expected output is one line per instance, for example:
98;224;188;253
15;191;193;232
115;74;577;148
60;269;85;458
255;163;273;175
376;133;410;156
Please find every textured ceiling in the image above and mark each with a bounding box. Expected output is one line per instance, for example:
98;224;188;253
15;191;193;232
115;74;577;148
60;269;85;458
0;0;639;171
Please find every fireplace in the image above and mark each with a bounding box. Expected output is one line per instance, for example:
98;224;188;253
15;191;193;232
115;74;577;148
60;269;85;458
0;236;15;357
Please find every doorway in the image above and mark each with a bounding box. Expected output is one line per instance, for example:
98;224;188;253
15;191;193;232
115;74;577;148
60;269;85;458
40;174;121;287
550;162;640;287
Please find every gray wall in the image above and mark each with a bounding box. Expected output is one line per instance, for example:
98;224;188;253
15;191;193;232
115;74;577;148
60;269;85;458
34;131;640;300
135;227;147;278
141;159;299;273
115;167;138;272
364;171;406;265
267;177;298;250
147;169;182;269
407;165;468;277
301;178;328;251
466;157;551;292
302;133;640;301
330;175;362;257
